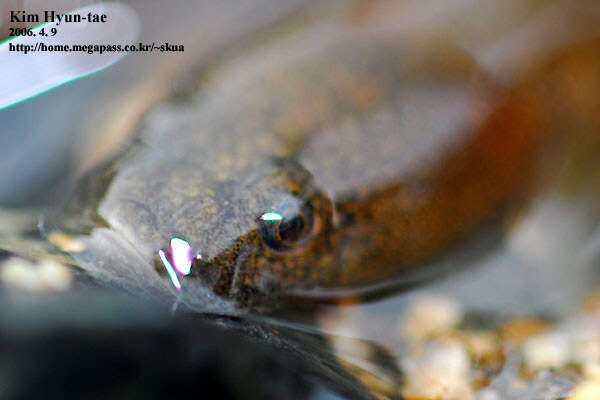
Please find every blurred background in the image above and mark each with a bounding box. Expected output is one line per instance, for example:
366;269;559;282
2;0;600;207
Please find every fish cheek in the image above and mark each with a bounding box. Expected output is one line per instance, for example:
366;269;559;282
238;228;327;296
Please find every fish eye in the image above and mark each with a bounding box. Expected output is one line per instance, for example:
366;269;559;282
258;202;315;252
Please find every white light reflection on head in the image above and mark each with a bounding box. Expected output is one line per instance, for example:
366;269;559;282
158;249;181;291
260;212;283;221
170;237;193;276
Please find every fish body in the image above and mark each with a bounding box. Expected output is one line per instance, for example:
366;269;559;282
53;15;546;310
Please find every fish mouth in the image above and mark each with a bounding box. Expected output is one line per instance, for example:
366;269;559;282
156;236;261;304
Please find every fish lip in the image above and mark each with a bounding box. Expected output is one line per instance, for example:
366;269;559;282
156;232;262;303
177;242;257;301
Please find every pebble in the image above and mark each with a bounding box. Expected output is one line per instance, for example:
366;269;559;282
498;318;550;346
401;340;474;400
38;259;73;292
398;295;463;341
583;362;600;380
569;380;600;400
522;333;571;370
461;330;499;362
0;257;72;293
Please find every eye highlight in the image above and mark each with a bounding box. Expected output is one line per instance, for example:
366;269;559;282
258;203;314;252
259;212;283;222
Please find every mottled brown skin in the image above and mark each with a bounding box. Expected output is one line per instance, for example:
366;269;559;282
53;25;547;310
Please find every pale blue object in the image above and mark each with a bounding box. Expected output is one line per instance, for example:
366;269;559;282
0;2;139;110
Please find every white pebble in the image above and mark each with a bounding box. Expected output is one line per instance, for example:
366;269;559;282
477;388;501;400
0;258;72;293
0;259;43;292
38;260;72;292
398;295;463;341
583;362;600;380
401;340;474;400
523;333;570;370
